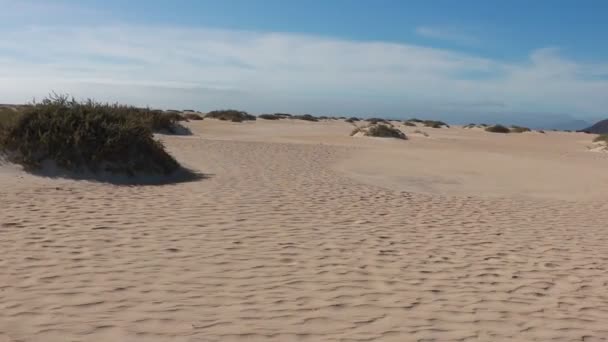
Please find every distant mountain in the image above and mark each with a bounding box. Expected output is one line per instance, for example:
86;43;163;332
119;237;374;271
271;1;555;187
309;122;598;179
545;119;592;131
581;119;608;134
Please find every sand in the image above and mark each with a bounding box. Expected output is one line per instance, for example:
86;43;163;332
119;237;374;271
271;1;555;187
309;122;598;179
2;119;608;341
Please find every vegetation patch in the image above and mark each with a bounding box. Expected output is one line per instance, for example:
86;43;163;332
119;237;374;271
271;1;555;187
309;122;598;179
403;121;417;127
510;125;531;133
365;117;390;125
0;96;192;181
292;114;319;122
182;113;203;120
205;109;256;122
413;129;429;137
258;114;282;120
423;120;449;128
485;124;511;133
593;135;608;143
351;124;407;140
345;117;360;123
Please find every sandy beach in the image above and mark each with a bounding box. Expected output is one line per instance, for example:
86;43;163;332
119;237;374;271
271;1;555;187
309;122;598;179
2;119;608;341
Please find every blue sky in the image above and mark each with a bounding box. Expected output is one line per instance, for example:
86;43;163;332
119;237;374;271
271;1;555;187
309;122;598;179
1;0;607;122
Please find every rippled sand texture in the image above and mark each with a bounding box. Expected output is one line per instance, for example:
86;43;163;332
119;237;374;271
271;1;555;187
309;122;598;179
2;120;608;341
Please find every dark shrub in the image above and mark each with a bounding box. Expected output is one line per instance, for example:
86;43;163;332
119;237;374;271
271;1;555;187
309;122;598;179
351;124;407;140
423;120;449;128
0;96;181;176
274;113;292;118
593;135;608;143
258;114;281;120
510;125;531;133
409;118;424;123
345;117;360;123
292;114;319;122
403;121;417;127
182;113;203;120
366;117;390;125
485;124;511;133
205;109;256;122
538;130;546;134
0;107;23;129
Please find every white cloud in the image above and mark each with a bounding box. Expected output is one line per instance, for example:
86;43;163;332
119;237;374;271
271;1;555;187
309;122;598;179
0;24;606;118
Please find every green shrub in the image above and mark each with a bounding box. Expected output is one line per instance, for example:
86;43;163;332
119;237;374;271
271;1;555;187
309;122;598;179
345;117;360;123
0;96;182;177
423;120;449;128
351;124;407;139
205;109;256;122
593;135;608;143
485;124;511;133
292;114;319;122
510;125;531;133
403;121;417;127
182;113;203;120
366;117;390;125
258;114;281;120
0;107;23;129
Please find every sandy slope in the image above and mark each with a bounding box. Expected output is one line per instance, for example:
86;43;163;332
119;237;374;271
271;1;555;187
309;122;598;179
2;120;608;341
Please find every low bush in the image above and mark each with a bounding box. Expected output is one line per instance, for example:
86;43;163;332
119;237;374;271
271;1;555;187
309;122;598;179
205;109;256;122
292;114;319;122
485;124;511;133
403;121;417;127
413;129;429;137
345;117;360;123
0;96;182;177
510;125;531;133
423;120;449;128
351;124;407;139
258;114;282;120
182;113;203;120
593;135;608;143
366;118;392;125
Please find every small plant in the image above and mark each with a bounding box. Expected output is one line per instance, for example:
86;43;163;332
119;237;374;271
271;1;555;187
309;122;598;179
292;114;319;122
409;118;424;123
345;117;360;123
366;117;390;125
593;135;608;143
423;120;449;128
205;109;256;122
403;121;417;127
182;113;203;120
258;114;282;120
485;124;511;133
510;125;531;133
538;130;546;134
413;129;429;137
351;124;407;139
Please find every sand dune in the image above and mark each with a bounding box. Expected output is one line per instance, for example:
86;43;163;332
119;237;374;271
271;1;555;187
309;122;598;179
2;120;608;341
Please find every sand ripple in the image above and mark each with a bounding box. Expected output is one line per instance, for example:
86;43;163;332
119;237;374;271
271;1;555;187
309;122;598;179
2;137;608;341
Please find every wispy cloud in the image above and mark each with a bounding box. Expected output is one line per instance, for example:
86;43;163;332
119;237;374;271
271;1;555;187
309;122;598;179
415;26;479;45
0;24;607;117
